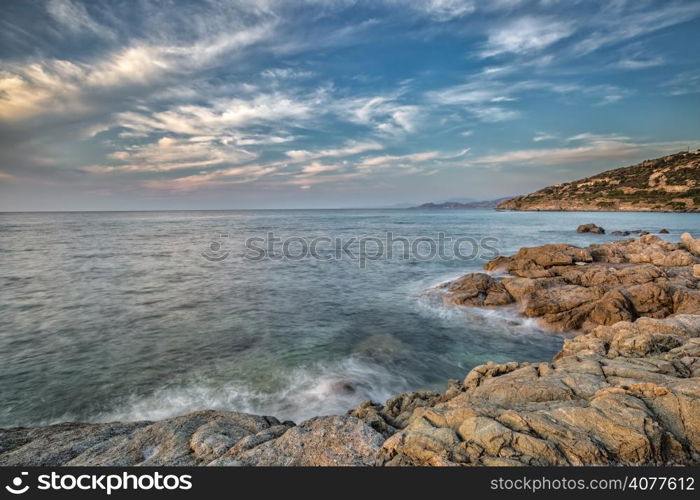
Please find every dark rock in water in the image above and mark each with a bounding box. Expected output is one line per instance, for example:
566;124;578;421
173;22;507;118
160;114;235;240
331;381;358;395
353;333;410;363
660;228;670;234
613;229;652;236
576;223;605;234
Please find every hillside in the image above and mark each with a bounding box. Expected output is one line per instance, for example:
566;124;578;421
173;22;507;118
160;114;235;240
497;150;700;212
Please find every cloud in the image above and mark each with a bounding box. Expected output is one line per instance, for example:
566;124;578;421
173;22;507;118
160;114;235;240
533;132;557;142
46;0;115;39
299;162;343;175
481;16;575;57
407;0;476;21
340;95;421;135
85;136;256;173
662;70;700;96
426;80;520;122
143;165;277;191
285;141;384;162
617;56;665;70
115;91;317;137
358;151;441;169
0;24;273;121
469;134;698;167
573;2;700;56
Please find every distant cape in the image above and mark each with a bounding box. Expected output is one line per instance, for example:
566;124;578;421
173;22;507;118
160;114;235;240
410;197;513;209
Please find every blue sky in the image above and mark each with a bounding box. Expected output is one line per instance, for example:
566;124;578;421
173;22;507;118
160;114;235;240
0;0;699;210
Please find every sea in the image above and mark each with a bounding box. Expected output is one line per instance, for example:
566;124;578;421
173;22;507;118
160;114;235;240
1;209;697;428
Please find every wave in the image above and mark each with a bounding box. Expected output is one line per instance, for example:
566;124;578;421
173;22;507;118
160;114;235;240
93;356;412;425
415;287;548;338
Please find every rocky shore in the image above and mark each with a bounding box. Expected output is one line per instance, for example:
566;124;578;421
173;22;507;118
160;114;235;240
2;234;699;466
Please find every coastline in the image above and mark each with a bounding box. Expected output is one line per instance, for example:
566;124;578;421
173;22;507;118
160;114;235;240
495;208;700;213
2;233;699;466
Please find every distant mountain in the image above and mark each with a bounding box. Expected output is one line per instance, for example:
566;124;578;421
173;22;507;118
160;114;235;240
411;197;513;209
497;150;700;212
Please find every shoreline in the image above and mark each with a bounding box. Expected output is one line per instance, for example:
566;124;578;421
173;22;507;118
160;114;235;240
1;233;699;466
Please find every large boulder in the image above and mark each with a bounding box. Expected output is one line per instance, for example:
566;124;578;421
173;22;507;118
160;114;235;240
681;232;700;257
440;273;513;307
231;416;384;466
485;244;592;278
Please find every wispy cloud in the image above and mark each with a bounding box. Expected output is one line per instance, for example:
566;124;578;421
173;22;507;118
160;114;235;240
46;0;116;40
406;0;476;21
662;70;700;96
573;2;700;56
481;16;575;57
85;136;256;173
143;165;277;191
533;132;557;142
0;23;272;121
469;134;697;167
285;141;384;162
617;56;665;70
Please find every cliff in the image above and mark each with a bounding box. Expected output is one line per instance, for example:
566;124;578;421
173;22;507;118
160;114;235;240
497;150;700;212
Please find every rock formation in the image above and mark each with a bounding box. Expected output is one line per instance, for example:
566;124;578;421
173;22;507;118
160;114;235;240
1;234;698;466
441;234;699;332
0;413;383;466
577;223;605;234
370;314;700;466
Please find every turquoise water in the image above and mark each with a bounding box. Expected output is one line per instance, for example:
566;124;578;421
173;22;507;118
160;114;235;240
0;209;697;427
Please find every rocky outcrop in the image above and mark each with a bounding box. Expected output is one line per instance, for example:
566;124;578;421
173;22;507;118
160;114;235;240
681;232;700;257
577;223;605;234
0;412;383;466
497;150;700;212
442;234;699;332
370;314;700;466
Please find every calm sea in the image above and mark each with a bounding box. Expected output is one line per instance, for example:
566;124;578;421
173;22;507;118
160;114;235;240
1;209;697;427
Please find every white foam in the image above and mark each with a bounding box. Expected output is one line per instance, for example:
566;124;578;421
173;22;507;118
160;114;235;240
94;357;410;424
415;291;547;337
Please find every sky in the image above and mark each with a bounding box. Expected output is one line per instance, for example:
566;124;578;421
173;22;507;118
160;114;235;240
0;0;699;210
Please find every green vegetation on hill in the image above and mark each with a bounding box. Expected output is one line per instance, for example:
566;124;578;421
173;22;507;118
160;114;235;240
497;150;700;212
